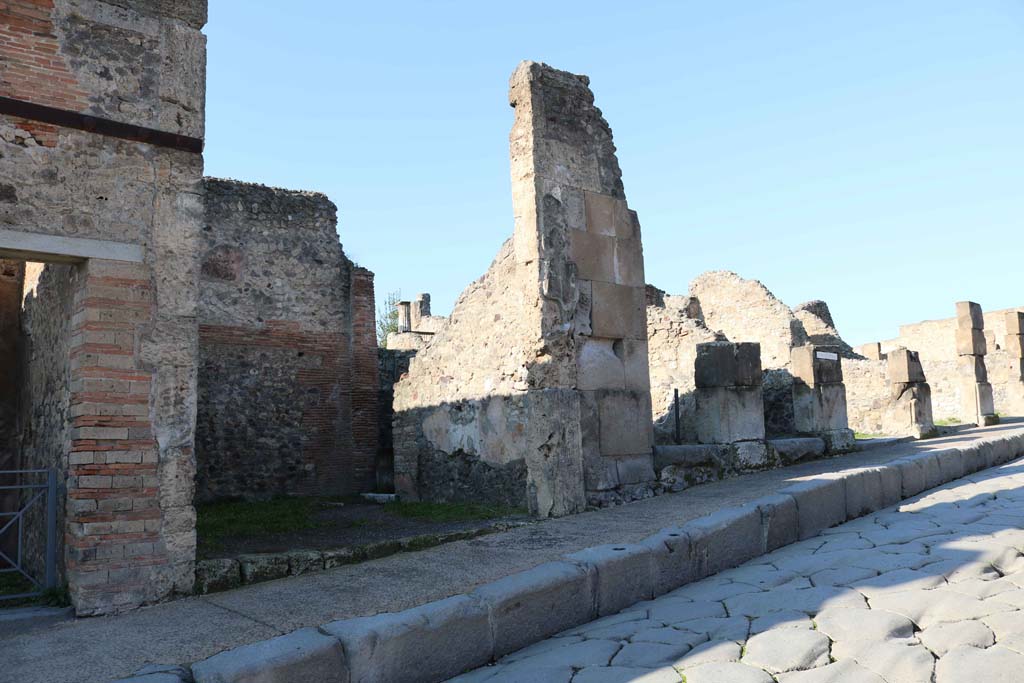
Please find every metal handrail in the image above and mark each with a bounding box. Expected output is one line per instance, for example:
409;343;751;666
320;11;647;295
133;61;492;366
0;469;57;599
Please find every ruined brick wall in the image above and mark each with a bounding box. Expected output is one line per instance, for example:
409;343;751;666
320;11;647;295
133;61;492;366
17;262;76;584
393;62;654;515
0;0;207;614
197;179;377;500
646;292;722;444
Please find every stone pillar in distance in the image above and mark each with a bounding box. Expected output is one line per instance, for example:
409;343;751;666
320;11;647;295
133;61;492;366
791;345;855;451
955;301;997;426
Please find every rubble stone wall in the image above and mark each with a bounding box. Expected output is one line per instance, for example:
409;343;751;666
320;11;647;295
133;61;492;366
197;179;378;500
0;0;207;614
393;62;654;515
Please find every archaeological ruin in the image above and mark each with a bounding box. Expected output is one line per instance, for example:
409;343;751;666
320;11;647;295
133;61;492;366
2;0;1022;624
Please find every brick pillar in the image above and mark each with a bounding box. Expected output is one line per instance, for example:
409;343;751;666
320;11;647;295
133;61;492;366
66;259;192;614
955;302;997;426
350;267;380;492
791;345;855;452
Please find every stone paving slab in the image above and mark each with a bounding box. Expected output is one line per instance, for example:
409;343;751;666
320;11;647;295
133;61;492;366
452;453;1024;682
4;421;1024;682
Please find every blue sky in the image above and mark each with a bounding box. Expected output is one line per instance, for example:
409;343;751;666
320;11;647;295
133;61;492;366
204;1;1024;346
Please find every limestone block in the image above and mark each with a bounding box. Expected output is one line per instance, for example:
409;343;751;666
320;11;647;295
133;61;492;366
622;339;650;391
565;543;656;616
887;348;926;384
194;559;240;594
1007;311;1024;336
472;560;595;658
734;441;770;469
735;342;763;386
957;354;988;382
580;391;618;491
191;628;347;683
526;389;587;517
597;390;652;456
753;494;799;552
591;281;641;339
695;386;766;444
1004;334;1024;358
978;381;995;416
584;191;635;239
322;595;492;683
955;327;987;356
683;505;764;578
822;428;856;453
856;342;883;360
577;338;625;390
614;238;645;287
615;453;656;485
793;382;849;434
767;438;825;465
639;528;693;595
843;468;887;520
238;554;288;584
956;301;984;330
569;230;615;283
780;478;847;539
694;342;737;388
791;346;843;386
652;444;730;470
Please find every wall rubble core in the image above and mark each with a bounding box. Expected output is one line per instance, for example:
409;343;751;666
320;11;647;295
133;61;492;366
392;62;655;515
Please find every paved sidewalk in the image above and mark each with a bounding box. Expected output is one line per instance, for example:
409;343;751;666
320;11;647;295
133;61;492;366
5;421;1024;682
451;456;1024;683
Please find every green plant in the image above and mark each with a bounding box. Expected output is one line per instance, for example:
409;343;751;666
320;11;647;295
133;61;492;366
384;501;525;522
376;290;401;348
934;417;962;426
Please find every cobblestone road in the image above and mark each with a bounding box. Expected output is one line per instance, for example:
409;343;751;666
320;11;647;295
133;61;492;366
450;459;1024;682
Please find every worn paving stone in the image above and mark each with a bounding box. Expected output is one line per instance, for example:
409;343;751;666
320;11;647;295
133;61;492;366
776;660;887;682
671;639;742;668
918;620;994;656
813;607;915;643
678;661;773;683
831;640;936;683
573;666;681;683
935;644;1024;683
610;642;692;667
741;628;830;674
647;599;726;624
630;627;707;649
673;616;748;641
749;610;813;634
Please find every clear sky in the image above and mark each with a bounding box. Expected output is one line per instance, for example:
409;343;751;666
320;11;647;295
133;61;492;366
204;1;1024;346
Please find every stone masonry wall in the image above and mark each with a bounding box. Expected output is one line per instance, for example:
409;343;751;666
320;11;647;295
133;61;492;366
0;260;23;470
197;178;378;500
0;0;207;614
393;62;654;515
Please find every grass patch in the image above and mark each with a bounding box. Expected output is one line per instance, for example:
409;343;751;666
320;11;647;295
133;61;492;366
385;501;525;522
0;572;69;607
196;496;347;554
935;417;962;426
853;432;887;439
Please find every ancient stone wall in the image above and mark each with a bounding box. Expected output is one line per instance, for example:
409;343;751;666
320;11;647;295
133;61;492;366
196;179;378;500
0;260;23;470
17;262;76;584
844;352;934;438
0;0;207;614
393;62;654;515
645;289;721;444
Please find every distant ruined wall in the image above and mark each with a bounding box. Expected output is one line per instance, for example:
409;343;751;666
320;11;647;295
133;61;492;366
393;62;654;515
646;291;722;444
197;179;378;500
843;359;890;435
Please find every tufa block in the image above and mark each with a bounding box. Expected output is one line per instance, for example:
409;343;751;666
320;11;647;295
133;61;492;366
791;346;843;386
956;301;984;330
887;348;926;384
955;327;987;356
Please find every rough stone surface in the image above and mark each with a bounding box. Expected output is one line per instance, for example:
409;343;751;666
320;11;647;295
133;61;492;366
191;628;347;683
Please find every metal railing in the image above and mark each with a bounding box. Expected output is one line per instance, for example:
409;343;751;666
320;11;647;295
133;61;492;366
0;469;57;600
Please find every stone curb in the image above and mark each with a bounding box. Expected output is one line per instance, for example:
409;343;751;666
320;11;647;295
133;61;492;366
121;431;1024;683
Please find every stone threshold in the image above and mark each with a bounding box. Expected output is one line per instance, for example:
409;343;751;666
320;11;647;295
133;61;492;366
194;521;533;594
117;427;1024;683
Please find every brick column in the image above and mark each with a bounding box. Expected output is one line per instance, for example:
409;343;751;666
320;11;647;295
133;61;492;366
350;267;380;492
66;259;185;614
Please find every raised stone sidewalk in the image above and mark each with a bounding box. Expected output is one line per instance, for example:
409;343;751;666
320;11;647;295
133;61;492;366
6;422;1024;682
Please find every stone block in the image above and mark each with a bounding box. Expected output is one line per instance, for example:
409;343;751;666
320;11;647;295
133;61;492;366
753;494;799;552
322;595;491;683
682;505;764;578
934;448;965;483
584;191;636;239
957;355;988;382
238;554;289;584
959;444;983;475
288;550;324;576
615;453;655;484
653;444;730;470
1004;334;1024;358
1007;311;1024;336
566;543;656;616
856;342;883;360
597;390;652;456
896;457;927;498
956;301;984;330
887;348;926;384
768;437;826;464
735;342;763;386
694;342;737;388
191;628;347;683
780;477;847;539
639;528;693;596
622;339;650;391
843;468;887;520
577;338;625;391
614;238;645;287
471;560;594;659
822;428;856;453
590;281;641;339
194;559;241;594
793;383;849;434
695;386;765;444
569;230;615;283
791;346;843;386
978;381;995;416
955;327;987;356
525;389;587;517
734;441;769;469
